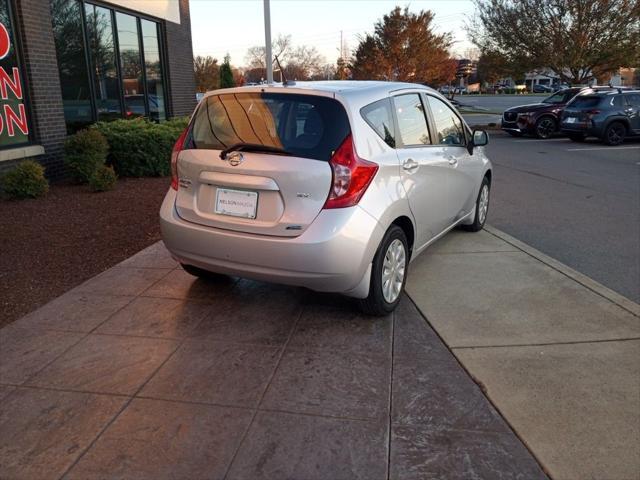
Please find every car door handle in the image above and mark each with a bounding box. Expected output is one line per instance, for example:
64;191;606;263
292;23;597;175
402;159;419;172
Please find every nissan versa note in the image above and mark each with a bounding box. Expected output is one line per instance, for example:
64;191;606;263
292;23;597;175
160;81;493;315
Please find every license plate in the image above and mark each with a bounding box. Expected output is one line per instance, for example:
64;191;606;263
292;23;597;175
215;188;258;219
566;117;577;123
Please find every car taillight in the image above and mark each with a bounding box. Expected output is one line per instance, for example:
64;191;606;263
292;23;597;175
170;127;189;191
323;134;378;209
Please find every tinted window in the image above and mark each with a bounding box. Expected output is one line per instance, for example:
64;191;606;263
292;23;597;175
610;95;624;107
425;95;466;146
394;94;430;146
141;19;166;121
85;4;121;121
191;92;350;161
543;92;566;104
116;13;144;118
361;98;395;148
571;96;601;108
625;94;640;107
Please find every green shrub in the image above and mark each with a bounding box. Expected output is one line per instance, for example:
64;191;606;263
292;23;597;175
94;118;188;177
88;165;117;192
1;160;49;199
64;129;109;183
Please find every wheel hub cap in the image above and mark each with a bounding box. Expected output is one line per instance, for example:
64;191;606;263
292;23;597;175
382;239;406;303
478;184;489;224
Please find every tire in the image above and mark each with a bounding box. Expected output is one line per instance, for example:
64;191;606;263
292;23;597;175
462;176;490;232
603;122;626;146
181;263;228;281
358;225;408;316
534;116;557;139
567;134;586;142
506;130;523;137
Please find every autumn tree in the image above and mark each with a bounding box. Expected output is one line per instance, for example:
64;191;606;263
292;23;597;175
194;55;219;92
350;6;453;84
219;54;235;88
467;0;640;85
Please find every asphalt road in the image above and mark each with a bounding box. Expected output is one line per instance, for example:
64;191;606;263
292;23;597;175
485;132;640;302
456;94;548;112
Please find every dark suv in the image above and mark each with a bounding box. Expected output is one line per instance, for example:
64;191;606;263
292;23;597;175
501;87;630;139
561;90;640;145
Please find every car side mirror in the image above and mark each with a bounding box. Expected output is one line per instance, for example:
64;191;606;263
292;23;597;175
468;129;489;154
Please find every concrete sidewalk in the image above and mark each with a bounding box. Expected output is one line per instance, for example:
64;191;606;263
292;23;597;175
0;240;545;479
406;227;640;480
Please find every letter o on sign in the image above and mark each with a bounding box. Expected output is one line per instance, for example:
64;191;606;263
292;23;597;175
0;23;10;60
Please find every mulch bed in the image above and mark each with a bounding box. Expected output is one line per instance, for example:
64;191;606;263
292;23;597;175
0;177;170;328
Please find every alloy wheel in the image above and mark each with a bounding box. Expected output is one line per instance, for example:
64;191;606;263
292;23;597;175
536;118;555;139
478;184;490;225
381;239;406;304
607;125;624;145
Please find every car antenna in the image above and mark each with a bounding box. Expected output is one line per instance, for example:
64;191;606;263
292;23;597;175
274;55;295;86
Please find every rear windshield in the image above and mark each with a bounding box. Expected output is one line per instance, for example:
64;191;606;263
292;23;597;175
190;92;351;161
570;96;601;108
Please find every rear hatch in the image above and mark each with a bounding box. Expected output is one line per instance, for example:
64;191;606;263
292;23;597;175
175;91;351;237
563;95;602;123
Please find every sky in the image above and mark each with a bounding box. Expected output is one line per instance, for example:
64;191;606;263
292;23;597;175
189;0;476;68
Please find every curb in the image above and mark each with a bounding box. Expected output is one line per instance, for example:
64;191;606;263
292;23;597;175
485;225;640;318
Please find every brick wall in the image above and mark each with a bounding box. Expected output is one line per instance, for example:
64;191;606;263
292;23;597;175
13;0;68;179
165;0;197;118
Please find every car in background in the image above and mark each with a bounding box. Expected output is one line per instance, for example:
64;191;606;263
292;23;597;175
161;81;493;315
561;89;640;145
532;84;554;93
501;86;629;139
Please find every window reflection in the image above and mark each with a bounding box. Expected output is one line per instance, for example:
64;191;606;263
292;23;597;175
116;12;144;118
85;4;121;120
141;20;165;121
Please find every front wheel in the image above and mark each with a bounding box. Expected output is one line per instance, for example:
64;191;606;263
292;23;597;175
358;225;408;316
462;177;490;232
535;116;557;139
603;122;626;146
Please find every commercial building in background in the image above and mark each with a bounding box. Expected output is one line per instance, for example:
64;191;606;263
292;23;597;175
0;0;196;178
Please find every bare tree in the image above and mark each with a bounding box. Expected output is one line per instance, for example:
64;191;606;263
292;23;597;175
245;34;292;69
467;0;640;84
193;55;219;92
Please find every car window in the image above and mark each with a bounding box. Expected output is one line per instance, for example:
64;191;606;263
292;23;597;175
610;95;625;107
393;94;431;146
571;96;601;108
625;93;640;106
361;98;396;148
543;92;566;104
425;95;466;146
190;92;350;161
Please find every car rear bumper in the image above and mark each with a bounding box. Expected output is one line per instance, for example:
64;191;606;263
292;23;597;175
159;188;385;297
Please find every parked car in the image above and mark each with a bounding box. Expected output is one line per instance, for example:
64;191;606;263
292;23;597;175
532;84;554;93
160;81;493;315
500;86;626;139
561;89;640;145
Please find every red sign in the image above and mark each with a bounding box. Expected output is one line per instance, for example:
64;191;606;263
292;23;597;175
0;22;9;60
0;21;29;140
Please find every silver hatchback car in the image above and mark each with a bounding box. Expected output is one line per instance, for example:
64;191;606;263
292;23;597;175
160;81;492;315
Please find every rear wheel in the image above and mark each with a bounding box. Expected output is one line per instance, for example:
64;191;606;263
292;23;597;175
535;116;556;139
359;225;408;316
181;263;227;281
462;177;490;232
568;134;586;142
603;122;626;146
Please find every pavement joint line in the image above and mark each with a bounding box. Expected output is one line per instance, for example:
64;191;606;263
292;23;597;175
451;336;640;350
386;308;396;480
401;294;550;477
222;302;305;480
567;146;640;151
430;250;521;255
4;382;133;399
485;225;640;318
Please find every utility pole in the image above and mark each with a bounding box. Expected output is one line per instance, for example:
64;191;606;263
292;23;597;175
264;0;273;84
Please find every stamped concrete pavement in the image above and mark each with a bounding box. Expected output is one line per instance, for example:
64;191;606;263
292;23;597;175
406;228;640;480
0;241;545;480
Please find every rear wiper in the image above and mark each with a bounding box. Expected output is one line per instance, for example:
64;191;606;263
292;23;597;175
220;143;291;159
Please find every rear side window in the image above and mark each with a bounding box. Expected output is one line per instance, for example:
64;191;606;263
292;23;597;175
625;93;640;106
190;92;350;161
393;94;431;146
361;98;396;147
425;95;466;146
610;95;625;107
571;96;601;108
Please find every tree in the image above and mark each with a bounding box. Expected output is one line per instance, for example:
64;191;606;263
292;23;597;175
219;54;235;88
350;6;453;84
245;35;292;69
244;36;325;81
475;50;509;85
467;0;640;85
193;55;219;92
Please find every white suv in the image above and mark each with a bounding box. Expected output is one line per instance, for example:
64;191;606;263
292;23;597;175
160;81;492;315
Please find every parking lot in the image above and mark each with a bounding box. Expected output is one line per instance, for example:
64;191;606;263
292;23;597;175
486;132;640;302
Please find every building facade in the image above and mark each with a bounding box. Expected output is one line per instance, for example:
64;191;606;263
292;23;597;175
0;0;196;178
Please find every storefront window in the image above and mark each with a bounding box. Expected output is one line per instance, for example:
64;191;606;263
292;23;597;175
85;4;121;120
116;12;144;118
141;19;166;121
0;0;31;147
50;0;92;130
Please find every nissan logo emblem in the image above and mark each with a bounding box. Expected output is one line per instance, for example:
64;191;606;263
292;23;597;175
226;152;244;166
